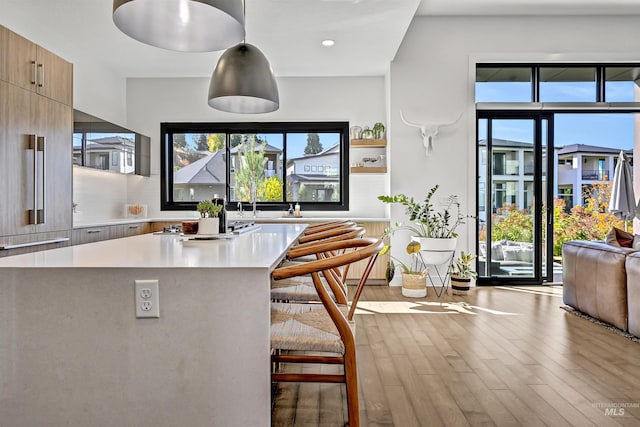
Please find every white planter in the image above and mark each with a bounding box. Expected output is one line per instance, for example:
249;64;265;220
411;237;457;265
198;217;220;235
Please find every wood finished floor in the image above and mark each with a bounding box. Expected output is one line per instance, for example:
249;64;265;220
271;285;640;426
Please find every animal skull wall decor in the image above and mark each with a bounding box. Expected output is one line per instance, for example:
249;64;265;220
400;110;462;156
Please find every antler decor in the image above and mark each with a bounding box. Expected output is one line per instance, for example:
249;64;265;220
400;110;462;156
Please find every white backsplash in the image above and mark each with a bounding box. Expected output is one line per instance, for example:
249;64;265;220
73;166;129;222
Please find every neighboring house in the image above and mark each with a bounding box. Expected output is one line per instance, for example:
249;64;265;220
286;144;340;201
85;135;135;174
555;144;633;210
174;142;285;202
173;151;226;201
479;139;634;217
478;138;535;221
229;142;283;201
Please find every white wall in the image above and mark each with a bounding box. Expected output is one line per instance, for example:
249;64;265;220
389;15;640;259
73;60;127;127
125;76;389;219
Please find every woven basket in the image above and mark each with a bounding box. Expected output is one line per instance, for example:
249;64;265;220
401;272;427;297
451;275;471;296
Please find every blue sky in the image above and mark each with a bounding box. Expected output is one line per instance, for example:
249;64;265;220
476;81;636;150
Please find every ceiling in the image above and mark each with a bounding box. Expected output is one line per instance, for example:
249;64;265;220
2;0;640;80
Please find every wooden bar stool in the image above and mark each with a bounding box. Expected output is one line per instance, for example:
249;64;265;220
272;227;366;303
271;237;383;427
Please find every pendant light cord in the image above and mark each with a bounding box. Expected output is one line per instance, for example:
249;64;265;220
243;0;246;43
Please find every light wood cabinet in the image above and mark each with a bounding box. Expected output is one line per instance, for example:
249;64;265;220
72;222;152;245
0;25;72;106
345;221;389;285
0;231;71;258
1;25;73;248
72;226;111;245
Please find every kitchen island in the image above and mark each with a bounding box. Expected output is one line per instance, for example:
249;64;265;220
0;223;306;427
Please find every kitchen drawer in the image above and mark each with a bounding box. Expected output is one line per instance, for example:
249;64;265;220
0;230;71;257
72;226;111;245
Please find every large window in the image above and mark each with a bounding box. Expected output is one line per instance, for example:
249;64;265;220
160;122;349;211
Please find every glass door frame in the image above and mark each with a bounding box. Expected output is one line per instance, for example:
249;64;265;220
476;111;555;285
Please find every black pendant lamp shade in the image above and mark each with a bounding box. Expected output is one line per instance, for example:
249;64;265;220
208;43;279;114
113;0;244;52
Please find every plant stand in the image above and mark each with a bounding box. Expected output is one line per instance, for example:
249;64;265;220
418;250;455;298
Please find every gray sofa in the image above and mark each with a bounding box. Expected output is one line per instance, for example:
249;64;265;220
562;240;638;336
625;252;640;337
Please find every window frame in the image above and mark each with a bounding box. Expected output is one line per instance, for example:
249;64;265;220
160;121;350;212
476;62;640;103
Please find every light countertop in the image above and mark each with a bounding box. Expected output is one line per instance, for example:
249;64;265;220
73;216;389;228
0;223;306;269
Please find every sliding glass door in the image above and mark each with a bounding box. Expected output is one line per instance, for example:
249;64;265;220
477;113;554;285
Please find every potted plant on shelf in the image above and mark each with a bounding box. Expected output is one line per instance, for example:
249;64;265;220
381;241;428;298
450;251;478;295
196;199;223;235
373;122;385;139
378;185;469;265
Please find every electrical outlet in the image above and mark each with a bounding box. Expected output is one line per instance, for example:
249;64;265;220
135;280;159;318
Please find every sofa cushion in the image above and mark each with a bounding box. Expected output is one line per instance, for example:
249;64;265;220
605;227;634;248
491;242;504;261
634;234;640;250
502;246;520;261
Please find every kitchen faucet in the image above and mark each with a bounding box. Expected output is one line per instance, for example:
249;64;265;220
237;201;243;217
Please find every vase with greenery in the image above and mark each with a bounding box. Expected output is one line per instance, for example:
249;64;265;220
196;199;224;234
379;185;469;265
373;122;385;139
380;241;428;298
450;251;478;295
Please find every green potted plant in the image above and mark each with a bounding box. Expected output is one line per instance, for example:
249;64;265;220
373;122;385;139
196;199;224;235
380;241;428;298
450;251;478;295
378;185;469;265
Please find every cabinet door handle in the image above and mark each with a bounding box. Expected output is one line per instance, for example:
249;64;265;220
128;225;139;229
86;229;102;234
29;135;38;224
37;63;45;88
38;136;46;224
28;135;45;225
31;61;37;85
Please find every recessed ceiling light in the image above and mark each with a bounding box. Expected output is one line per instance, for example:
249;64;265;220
322;39;335;47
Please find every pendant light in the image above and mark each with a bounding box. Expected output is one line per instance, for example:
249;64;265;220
207;0;279;113
113;0;244;52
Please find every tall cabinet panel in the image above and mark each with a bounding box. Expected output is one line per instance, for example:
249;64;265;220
0;25;72;253
32;93;73;232
0;81;35;236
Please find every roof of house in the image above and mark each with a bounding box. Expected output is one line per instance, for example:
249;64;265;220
287;174;339;183
477;138;533;149
479;138;634;156
230;143;282;154
87;135;135;148
174;151;225;185
556;144;633;156
287;143;340;163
